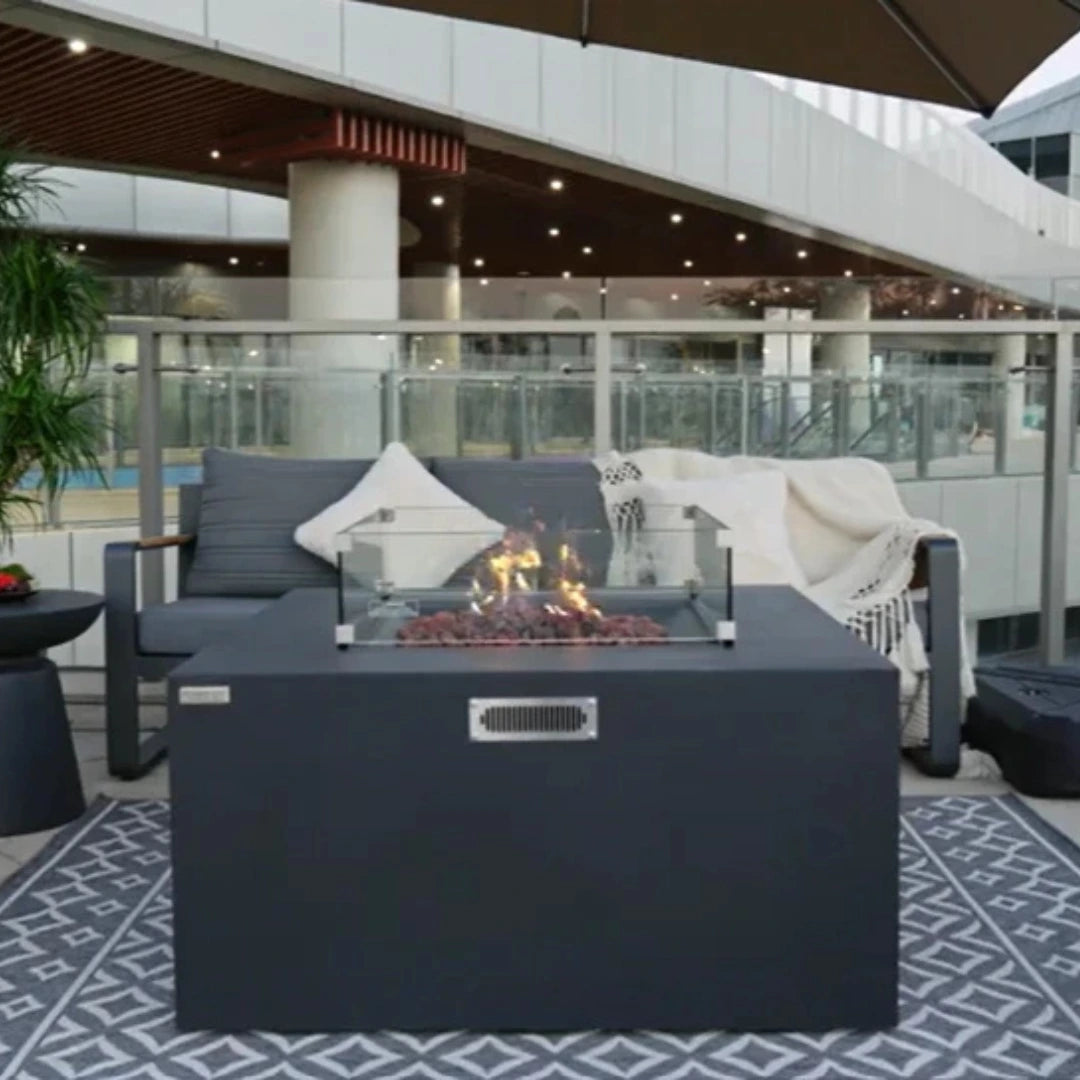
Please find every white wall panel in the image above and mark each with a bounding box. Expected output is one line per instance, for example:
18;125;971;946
612;52;675;173
768;92;808;215
896;481;944;523
37;168;136;234
540;37;612;154
344;3;452;105
806;114;847;229
9;532;74;666
451;21;540;132
673;63;727;191
725;74;771;203
74;0;206;36
207;0;342;73
939;477;1021;617
228;191;289;240
135;177;228;238
1014;477;1043;613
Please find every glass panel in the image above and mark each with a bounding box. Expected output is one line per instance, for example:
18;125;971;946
1035;134;1070;182
996;138;1033;176
335;508;734;648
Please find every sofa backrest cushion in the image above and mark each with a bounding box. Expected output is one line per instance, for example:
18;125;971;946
185;449;375;597
429;457;611;581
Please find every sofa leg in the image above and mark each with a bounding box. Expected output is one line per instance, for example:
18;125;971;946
106;668;167;780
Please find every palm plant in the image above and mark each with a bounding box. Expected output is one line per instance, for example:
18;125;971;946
0;147;107;544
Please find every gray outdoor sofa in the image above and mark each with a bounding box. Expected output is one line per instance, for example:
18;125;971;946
104;448;962;780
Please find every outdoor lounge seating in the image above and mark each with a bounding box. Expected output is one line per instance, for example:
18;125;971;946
104;447;963;780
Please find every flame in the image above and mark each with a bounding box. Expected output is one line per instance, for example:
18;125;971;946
471;530;598;616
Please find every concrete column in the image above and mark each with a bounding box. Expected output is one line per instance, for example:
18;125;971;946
402;263;462;456
763;308;812;441
288;160;399;458
818;282;872;436
993;334;1028;451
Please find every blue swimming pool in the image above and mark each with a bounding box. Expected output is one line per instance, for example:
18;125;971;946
20;465;203;490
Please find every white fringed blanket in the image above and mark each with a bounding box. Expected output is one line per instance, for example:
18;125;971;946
595;448;976;748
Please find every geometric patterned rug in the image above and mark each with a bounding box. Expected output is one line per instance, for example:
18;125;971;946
1;796;1079;1080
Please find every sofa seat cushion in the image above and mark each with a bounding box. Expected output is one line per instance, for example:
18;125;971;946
138;597;271;656
185;449;378;598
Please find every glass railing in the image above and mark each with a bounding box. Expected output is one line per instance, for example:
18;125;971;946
100;275;1080;322
15;323;1074;531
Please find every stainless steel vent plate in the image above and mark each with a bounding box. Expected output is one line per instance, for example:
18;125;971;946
469;697;598;742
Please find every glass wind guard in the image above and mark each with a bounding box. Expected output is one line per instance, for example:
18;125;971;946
334;505;734;648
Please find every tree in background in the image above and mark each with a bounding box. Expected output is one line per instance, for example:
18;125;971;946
0;147;107;547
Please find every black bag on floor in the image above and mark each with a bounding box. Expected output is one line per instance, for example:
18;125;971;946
970;665;1080;798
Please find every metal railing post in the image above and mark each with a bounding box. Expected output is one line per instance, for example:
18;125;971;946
593;330;613;455
514;373;528;460
739;376;749;455
831;379;846;457
915;385;931;479
886;383;900;462
708;377;718;454
993;377;1008;476
136;325;165;606
778;380;792;457
228;369;239;449
1039;329;1073;666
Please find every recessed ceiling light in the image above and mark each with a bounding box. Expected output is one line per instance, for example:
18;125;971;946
228;256;239;266
473;257;484;268
797;249;809;259
670;293;679;301
430;194;445;207
210;149;221;160
782;285;792;294
843;269;853;278
582;246;593;255
562;270;571;279
75;242;86;253
951;286;961;295
68;38;88;55
735;232;747;242
683;259;693;269
548;227;560;237
549;178;564;192
670;212;683;225
902;309;910;316
480;278;490;286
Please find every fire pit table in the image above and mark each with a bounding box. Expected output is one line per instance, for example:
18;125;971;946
170;557;899;1031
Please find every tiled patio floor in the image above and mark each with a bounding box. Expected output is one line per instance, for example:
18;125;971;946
2;705;1079;886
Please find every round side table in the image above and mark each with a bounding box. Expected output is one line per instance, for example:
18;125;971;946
0;589;103;836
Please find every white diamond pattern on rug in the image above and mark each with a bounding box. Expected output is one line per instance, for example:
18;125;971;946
0;796;1078;1079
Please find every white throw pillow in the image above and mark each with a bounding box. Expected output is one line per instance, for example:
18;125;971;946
294;442;505;589
635;473;807;589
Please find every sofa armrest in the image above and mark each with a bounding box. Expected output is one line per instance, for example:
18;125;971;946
104;534;195;634
136;533;195;550
910;536;962;778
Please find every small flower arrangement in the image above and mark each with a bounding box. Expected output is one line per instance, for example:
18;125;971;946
0;563;35;600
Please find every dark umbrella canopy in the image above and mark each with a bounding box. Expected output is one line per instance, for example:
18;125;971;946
361;0;1080;116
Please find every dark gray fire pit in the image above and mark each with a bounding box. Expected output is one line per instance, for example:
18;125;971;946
169;585;898;1034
